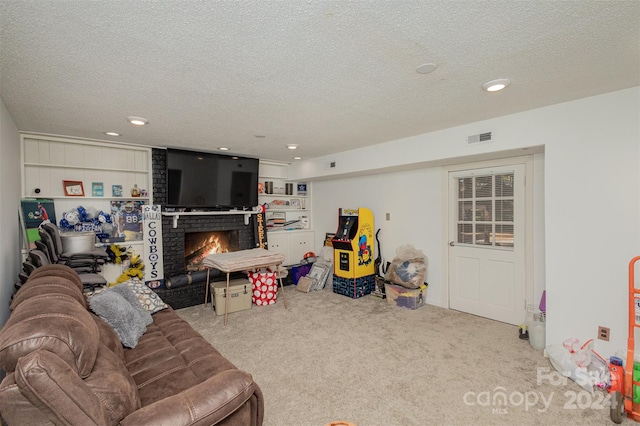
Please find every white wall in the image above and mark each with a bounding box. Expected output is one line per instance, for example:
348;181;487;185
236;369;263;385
312;167;445;306
311;153;546;311
292;87;640;356
0;97;22;326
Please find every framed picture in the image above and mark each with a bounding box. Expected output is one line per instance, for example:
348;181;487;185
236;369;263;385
63;180;84;196
307;263;331;291
92;182;104;197
112;185;123;197
20;198;56;250
296;182;307;196
290;198;300;209
110;200;146;241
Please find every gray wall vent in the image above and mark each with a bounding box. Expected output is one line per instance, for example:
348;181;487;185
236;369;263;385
467;132;493;144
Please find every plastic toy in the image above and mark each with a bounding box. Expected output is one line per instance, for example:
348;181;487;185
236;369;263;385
609;256;640;423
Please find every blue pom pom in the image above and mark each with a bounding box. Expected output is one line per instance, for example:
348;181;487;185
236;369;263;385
77;206;88;222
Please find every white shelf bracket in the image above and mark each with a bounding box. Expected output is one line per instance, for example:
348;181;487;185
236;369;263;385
163;210;259;228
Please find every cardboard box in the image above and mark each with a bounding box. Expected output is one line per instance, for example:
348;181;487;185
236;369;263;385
212;279;252;316
384;282;427;310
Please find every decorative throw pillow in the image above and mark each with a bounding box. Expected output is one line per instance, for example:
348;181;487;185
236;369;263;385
111;284;152;326
126;281;168;313
88;291;147;348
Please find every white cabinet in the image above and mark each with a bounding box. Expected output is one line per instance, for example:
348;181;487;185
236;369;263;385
267;230;315;266
266;232;288;260
288;231;315;264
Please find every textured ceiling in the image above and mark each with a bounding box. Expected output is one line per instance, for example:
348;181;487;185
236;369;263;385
1;1;639;163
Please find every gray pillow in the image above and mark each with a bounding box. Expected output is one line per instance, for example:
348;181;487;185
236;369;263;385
88;290;147;348
111;284;153;326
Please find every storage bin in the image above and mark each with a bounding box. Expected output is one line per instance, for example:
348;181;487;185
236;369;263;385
212;279;252;316
292;263;312;284
248;271;279;306
384;282;427;309
529;320;546;350
60;232;96;254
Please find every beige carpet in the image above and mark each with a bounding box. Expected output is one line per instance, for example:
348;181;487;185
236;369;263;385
176;285;622;426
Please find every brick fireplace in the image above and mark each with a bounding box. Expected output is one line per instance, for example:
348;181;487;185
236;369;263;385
162;215;257;278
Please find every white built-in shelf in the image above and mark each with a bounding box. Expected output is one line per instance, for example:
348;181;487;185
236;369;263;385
259;161;314;260
24;196;151;201
21;134;153;202
266;229;312;234
162;211;260;228
265;209;308;213
259;194;308;199
24;163;149;173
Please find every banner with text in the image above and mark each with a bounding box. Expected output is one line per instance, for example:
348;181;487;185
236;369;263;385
142;205;165;289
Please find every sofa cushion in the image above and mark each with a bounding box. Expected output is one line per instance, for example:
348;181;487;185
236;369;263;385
10;274;87;311
0;373;54;425
84;343;142;424
14;349;112;425
91;313;125;360
88;290;148;348
0;295;99;377
25;264;84;290
120;370;259;426
125;308;238;406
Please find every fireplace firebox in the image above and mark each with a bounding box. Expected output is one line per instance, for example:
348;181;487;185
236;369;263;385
184;230;239;271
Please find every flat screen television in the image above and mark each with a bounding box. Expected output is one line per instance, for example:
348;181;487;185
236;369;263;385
166;148;259;210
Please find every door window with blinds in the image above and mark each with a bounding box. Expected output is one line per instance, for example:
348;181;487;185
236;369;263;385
456;172;514;248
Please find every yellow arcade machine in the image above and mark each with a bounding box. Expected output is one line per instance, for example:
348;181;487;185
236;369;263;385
331;207;375;298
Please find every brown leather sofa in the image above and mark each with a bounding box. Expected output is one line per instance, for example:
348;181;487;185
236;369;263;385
0;264;264;425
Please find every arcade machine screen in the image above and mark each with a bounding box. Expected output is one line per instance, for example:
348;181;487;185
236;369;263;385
332;215;358;250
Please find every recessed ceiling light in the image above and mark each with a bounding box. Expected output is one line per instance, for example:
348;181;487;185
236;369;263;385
482;79;511;92
286;144;299;150
416;63;438;74
219;147;229;151
127;116;148;126
293;156;302;160
104;132;120;136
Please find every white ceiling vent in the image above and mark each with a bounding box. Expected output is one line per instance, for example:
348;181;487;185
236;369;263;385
467;132;493;144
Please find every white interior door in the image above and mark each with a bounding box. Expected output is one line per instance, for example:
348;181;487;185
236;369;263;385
448;163;526;325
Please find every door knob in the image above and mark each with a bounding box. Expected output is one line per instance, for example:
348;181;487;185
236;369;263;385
449;241;455;246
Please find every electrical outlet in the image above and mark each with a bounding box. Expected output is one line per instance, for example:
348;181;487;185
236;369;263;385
598;326;610;341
